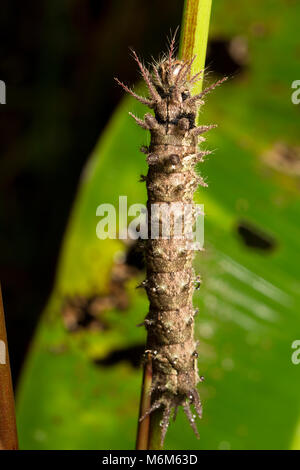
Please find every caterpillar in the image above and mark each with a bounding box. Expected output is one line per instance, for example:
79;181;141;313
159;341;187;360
115;36;226;445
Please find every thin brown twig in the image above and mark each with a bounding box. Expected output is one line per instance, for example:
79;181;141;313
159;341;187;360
135;353;152;450
0;284;18;450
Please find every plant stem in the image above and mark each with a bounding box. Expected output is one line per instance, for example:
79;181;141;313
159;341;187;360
135;353;153;449
147;408;164;450
179;0;212;95
0;284;18;450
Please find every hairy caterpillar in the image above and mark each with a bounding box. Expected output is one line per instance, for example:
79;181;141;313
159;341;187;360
116;37;226;444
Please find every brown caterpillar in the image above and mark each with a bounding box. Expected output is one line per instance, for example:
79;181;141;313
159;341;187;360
116;37;226;444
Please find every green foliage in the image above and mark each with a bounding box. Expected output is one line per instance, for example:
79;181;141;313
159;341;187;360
17;0;300;449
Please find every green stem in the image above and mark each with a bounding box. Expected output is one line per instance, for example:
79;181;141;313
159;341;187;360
146;0;213;450
179;0;212;95
147;408;164;450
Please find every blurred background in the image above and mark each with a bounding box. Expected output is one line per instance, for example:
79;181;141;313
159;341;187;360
1;0;300;450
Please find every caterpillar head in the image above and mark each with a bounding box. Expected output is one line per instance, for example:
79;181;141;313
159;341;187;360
154;59;191;101
158;59;183;83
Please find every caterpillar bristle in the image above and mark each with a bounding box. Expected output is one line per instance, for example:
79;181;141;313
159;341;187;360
183;403;200;439
160;404;172;446
114;77;153;107
130;48;161;102
128;112;149;130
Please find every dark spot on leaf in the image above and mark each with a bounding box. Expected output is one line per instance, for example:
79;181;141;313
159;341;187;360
62;242;145;332
125;240;145;270
237;221;276;252
62;295;110;332
206;38;248;77
94;344;145;369
263;141;300;176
